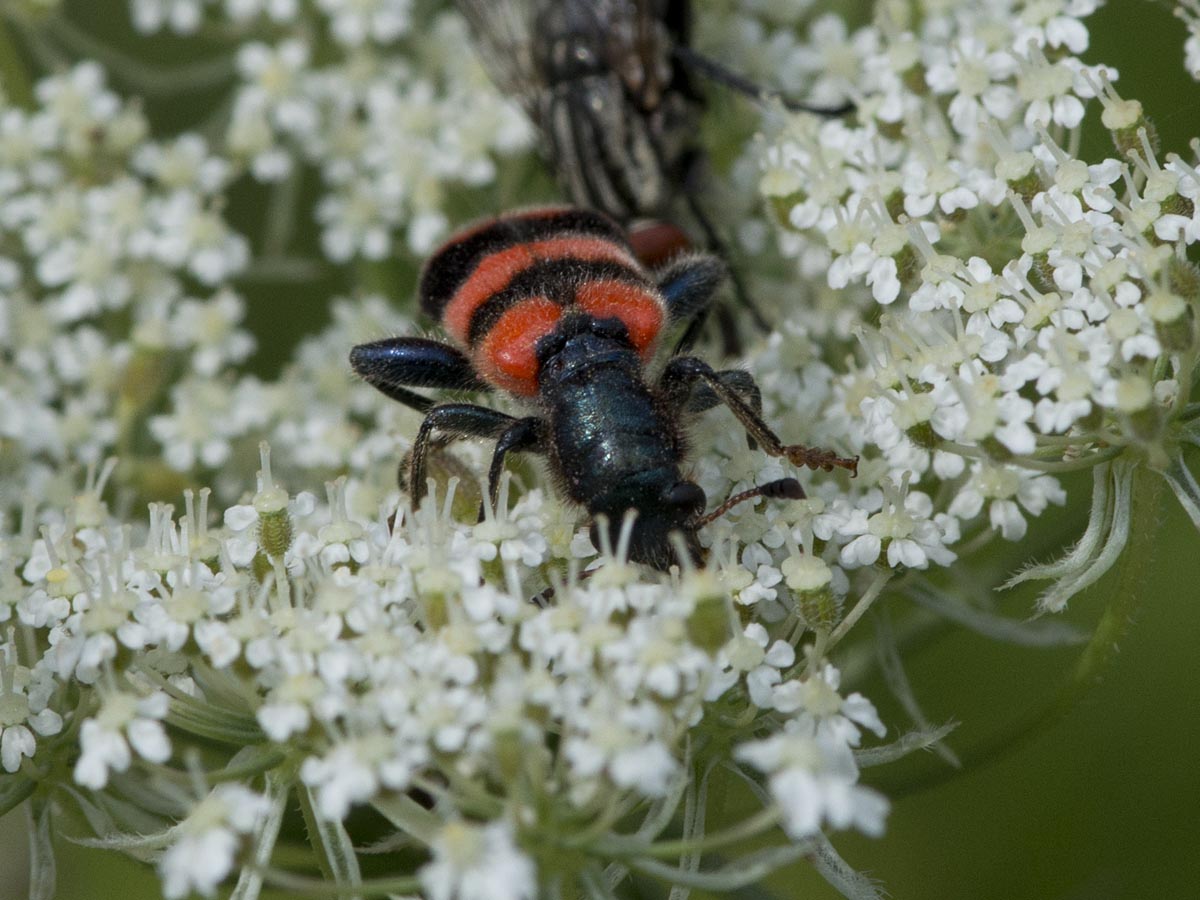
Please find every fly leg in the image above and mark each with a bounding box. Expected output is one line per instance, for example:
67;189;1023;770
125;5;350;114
673;46;855;116
679;167;771;356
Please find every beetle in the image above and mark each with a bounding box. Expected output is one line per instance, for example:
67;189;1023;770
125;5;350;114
453;0;851;352
350;206;856;570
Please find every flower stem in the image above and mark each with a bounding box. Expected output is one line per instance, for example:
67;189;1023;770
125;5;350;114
296;782;363;900
825;569;893;653
596;804;782;860
0;12;35;108
258;868;420;897
231;771;289;900
43;13;236;96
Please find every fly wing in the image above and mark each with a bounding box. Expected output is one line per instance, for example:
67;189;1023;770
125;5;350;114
453;0;539;107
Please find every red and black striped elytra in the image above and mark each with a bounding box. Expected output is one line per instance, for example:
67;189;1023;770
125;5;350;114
420;207;666;395
351;207;858;572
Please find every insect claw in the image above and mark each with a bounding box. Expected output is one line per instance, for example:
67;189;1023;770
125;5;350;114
763;477;806;500
529;586;555;608
784;445;859;477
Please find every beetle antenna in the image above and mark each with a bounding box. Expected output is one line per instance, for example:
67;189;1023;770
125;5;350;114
697;478;805;527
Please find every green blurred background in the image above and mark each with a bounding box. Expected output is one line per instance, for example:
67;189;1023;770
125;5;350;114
1;1;1199;898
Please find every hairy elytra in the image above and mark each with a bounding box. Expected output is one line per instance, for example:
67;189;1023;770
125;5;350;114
419;207;667;395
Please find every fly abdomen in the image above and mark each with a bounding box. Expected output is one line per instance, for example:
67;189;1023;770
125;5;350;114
540;78;669;220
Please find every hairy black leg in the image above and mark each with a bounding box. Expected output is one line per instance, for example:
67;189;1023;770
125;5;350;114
411;404;525;507
673;46;855;116
350;337;490;414
660;356;858;475
683;369;761;415
483;417;543;518
678;158;771;353
656;252;727;355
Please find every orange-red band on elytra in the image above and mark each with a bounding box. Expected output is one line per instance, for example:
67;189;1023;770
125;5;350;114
442;237;638;345
475;297;563;395
574;280;665;356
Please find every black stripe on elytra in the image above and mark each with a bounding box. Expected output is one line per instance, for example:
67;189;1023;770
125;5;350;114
466;257;652;346
419;209;629;320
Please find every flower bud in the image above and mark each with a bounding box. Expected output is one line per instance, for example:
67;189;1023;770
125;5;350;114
253;444;292;559
684;571;732;654
782;556;840;631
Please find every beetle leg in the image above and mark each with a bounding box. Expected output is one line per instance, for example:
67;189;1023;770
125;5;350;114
656;251;727;355
683;368;763;449
660;356;858;475
483;417;544;518
411;404;519;507
683;369;761;415
350;337;491;415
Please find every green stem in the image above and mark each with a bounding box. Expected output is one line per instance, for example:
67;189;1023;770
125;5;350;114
0;12;35;108
825;569;893;653
43;14;236;96
296;782;363;900
231;771;290;900
370;792;439;845
258;868;420;897
595;805;781;860
210;748;288;783
879;464;1165;798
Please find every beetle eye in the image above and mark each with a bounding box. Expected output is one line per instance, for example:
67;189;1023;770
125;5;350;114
664;481;706;518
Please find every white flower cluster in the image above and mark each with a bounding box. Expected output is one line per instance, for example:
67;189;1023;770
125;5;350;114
1;444;891;895
1179;0;1200;80
220;7;531;258
129;0;411;45
2;0;1198;897
695;0;1200;610
44;0;531;258
0;63;254;517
